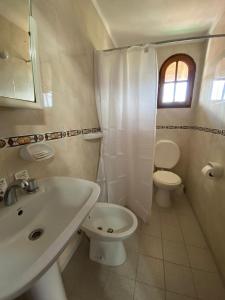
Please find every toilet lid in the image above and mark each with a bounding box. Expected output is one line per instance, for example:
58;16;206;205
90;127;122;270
153;170;182;186
154;140;180;169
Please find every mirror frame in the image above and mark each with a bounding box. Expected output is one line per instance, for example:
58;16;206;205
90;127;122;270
0;16;43;109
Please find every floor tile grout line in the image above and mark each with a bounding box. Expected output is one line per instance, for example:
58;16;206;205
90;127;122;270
184;198;225;283
166;288;199;300
157;196;205;299
135;276;200;300
159;203;201;299
138;249;223;273
63;207;206;300
158;205;167;293
135;279;167;298
135;278;199;300
132;279;137;300
174;193;225;290
135;279;166;293
173;195;201;299
133;219;142;300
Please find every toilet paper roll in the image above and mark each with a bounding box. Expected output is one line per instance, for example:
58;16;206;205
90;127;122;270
201;165;214;179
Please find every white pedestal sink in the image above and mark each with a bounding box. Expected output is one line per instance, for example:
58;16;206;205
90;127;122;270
0;177;100;300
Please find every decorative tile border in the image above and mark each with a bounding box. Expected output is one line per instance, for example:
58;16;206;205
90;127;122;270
0;127;101;149
157;125;191;130
0;139;6;148
7;134;44;147
45;131;67;141
2;125;224;150
157;125;225;136
67;129;82;137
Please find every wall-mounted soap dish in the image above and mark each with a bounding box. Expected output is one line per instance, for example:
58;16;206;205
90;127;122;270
20;143;55;161
82;132;103;140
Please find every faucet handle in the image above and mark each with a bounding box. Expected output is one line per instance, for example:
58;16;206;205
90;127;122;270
20;179;29;189
26;178;39;193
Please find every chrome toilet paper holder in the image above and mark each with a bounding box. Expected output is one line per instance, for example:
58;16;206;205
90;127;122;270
201;162;224;179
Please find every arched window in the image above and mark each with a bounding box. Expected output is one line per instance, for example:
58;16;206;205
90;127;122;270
158;54;196;108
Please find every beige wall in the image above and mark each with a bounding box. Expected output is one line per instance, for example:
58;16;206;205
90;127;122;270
156;42;206;180
0;0;113;181
185;12;225;281
0;0;113;268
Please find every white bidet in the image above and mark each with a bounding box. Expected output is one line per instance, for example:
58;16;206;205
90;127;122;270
81;203;138;266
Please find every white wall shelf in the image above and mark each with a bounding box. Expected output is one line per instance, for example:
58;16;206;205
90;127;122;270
82;132;103;140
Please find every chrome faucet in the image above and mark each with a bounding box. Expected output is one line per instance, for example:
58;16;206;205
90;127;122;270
3;178;39;207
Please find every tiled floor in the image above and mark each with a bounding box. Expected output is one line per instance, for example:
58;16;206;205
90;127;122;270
62;193;225;300
16;193;225;300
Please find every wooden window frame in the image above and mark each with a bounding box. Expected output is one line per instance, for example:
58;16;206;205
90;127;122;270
158;53;196;109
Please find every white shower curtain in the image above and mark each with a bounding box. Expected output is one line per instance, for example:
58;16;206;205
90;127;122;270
95;46;158;222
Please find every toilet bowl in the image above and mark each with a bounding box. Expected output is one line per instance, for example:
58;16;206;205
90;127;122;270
153;140;182;208
81;202;138;266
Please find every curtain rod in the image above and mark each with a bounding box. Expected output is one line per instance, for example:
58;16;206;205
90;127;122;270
102;34;225;52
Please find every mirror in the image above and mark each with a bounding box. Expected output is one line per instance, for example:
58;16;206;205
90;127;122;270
0;0;42;108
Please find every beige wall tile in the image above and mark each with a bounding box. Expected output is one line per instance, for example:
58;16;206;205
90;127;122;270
185;11;225;281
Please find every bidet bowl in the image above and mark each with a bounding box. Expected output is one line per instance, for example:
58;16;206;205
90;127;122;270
81;202;138;241
81;203;138;266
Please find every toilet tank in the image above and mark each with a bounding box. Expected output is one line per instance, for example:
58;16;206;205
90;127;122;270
154;140;180;169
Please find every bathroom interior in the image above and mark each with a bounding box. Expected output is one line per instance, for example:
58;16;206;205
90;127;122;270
0;0;225;299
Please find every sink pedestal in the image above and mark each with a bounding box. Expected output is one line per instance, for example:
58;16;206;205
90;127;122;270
29;263;67;300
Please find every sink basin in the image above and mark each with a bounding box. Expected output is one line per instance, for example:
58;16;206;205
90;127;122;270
0;177;100;300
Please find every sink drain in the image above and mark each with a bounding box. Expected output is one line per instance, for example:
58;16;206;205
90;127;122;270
28;228;44;241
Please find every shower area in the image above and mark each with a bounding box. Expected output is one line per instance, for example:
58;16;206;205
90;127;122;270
78;19;225;300
95;46;158;222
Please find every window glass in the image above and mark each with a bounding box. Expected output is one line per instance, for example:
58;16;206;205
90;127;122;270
165;62;176;82
175;82;188;102
177;61;188;81
163;83;175;102
211;79;225;101
158;54;196;108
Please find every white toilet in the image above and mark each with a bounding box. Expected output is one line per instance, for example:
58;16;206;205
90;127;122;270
153;140;182;208
81;202;138;266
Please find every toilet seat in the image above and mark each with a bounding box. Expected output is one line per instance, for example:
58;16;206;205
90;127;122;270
153;170;181;187
153;140;182;207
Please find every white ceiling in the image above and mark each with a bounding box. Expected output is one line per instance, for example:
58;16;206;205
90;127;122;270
92;0;225;47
